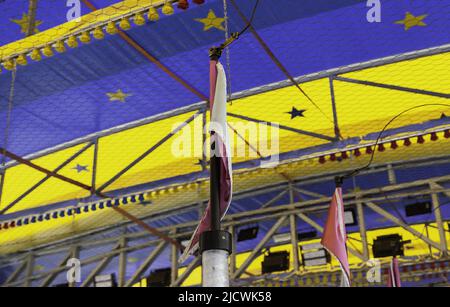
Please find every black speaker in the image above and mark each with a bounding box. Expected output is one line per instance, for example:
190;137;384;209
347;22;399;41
237;226;259;242
372;234;404;258
147;268;171;287
405;201;432;217
261;251;290;274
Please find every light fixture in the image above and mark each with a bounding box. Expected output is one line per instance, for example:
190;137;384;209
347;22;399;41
261;251;290;274
147;268;171;287
237;226;259;242
94;274;117;287
300;243;330;267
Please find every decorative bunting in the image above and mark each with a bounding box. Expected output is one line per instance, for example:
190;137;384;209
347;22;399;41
162;1;175;15
148;7;160;21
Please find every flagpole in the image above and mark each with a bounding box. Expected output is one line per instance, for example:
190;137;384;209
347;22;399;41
199;46;232;287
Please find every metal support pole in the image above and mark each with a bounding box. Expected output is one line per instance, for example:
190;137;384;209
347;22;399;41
387;164;397;185
24;252;34;287
329;77;341;139
229;225;237;277
290;214;300;273
171;231;179;285
356;202;370;261
199;49;231;288
430;186;448;255
0;171;5;207
118;237;127;287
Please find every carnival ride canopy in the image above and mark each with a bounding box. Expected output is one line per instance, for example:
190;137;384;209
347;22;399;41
0;0;449;266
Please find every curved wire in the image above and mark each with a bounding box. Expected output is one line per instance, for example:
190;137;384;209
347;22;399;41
342;103;450;180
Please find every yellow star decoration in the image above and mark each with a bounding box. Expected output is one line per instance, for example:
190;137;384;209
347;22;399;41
11;13;43;34
195;9;226;31
107;89;131;102
395;12;427;31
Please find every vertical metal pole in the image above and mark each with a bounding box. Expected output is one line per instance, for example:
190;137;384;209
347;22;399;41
431;189;448;255
118;237;127;287
290;214;300;273
229;225;236;276
387;164;397;185
329;77;341;139
200;49;231;287
425;224;433;256
171;232;179;285
0;171;5;207
24;252;34;287
357;202;370;261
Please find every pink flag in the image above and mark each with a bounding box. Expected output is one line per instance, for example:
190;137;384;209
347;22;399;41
387;257;401;287
180;61;232;263
321;186;351;286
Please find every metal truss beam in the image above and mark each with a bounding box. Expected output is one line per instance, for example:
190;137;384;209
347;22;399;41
80;242;122;287
124;241;168;287
365;201;445;252
0;142;94;215
290;214;300;272
333;76;450;99
96;111;201;192
12;170;450;261
228;112;336;141
39;251;73;287
233;216;288;279
2;261;26;286
171;256;201;287
356;202;370;261
261;189;288;209
430;183;449;255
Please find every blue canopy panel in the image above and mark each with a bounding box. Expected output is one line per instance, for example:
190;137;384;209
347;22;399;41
1;0;449;157
0;0;119;47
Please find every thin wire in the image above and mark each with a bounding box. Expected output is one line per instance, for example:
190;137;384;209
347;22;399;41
237;0;260;36
342;103;450;180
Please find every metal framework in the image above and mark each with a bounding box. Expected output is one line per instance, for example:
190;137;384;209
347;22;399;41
0;1;449;286
1;155;449;287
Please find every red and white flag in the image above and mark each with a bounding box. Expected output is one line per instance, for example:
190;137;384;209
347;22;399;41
321;186;351;287
180;61;232;263
387;257;401;287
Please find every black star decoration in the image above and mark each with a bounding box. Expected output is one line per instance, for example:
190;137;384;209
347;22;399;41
287;107;306;119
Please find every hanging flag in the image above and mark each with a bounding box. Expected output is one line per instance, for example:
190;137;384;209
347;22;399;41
387;257;402;287
321;181;351;287
180;61;232;263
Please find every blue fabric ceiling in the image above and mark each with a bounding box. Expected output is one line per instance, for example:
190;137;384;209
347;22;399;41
1;0;449;156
